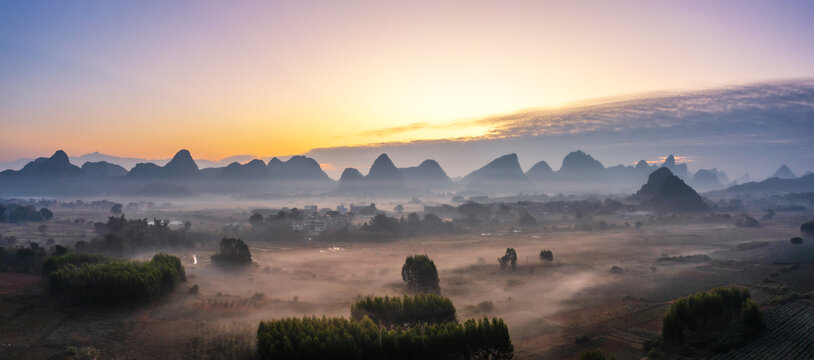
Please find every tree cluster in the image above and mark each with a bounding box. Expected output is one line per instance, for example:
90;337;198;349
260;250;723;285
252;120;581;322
662;286;764;346
48;253;186;307
86;215;194;254
401;255;440;293
350;294;456;326
359;213;459;239
0;203;53;223
801;220;814;237
257;316;513;360
211;237;253;265
498;248;517;271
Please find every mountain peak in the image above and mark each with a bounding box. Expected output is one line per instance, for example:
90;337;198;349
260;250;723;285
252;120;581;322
772;164;796;179
51;150;70;162
662;154;676;167
367;153;403;181
635;160;649;169
559;150;604;174
526;160;554;180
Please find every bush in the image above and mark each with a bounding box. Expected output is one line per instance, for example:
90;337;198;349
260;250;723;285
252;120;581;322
49;253;185;307
351;294;456;326
211;238;252;265
790;236;804;245
539;250;553;262
43;253;112;273
257;316;513;360
401;255;440;293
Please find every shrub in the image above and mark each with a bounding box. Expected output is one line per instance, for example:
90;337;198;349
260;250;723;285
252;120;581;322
211;238;252;265
351;294;456;326
790;236;803;245
539;250;553;262
49;253;185;307
401;255;440;293
256;316;513;360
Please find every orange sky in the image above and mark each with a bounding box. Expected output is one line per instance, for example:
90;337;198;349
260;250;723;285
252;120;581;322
1;0;813;161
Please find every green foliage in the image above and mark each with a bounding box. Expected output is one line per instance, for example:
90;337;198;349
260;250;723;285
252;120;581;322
351;294;456;326
43;253;112;273
662;286;763;345
401;255;440;293
578;349;616;360
49;253;185;307
6;204;46;222
257;316;513;360
211;238;252;265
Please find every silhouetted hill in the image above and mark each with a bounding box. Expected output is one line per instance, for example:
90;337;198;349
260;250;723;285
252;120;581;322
772;165;797;179
557;150;605;177
526;161;554;181
366;154;404;182
463;153;534;193
692;169;724;191
81;161;128;177
400;159;453;190
718;173;814;194
337;168;366;192
128;149;200;178
163;149;199;178
1;150;84;178
219;159;269;179
660;154;690;180
275;156;333;182
632;167;707;212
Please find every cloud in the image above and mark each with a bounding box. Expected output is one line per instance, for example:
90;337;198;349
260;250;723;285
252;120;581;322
357;119;490;137
306;80;814;179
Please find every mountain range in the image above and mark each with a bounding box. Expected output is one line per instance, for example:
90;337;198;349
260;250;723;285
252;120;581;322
0;149;809;197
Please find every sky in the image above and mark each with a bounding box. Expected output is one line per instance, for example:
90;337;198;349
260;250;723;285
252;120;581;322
1;0;813;176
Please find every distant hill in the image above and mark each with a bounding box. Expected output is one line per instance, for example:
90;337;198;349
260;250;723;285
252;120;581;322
366;154;404;183
218;159;269;179
772;165;797;179
128;149;200;179
270;156;333;183
337;168;366;192
692;169;724;191
463;153;534;193
0;150;83;178
556;150;605;177
632;167;708;212
525;161;554;181
400;159;453;190
660;154;691;180
719;173;814;194
82;161;128;177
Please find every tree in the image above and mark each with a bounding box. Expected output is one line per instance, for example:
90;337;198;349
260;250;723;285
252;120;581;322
394;204;404;214
539;250;553;262
39;208;54;221
249;213;264;227
402;254;440;293
498;248;517;270
801;220;814;237
183;221;192;231
110;204;123;215
211;238;252;265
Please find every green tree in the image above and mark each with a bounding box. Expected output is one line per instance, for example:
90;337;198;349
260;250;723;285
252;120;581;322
402;255;440;293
